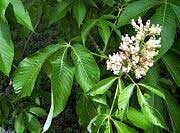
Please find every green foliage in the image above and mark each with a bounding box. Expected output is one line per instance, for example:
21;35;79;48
0;0;179;132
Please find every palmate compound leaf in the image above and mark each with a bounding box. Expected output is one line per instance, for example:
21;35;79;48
71;43;100;92
117;0;162;27
43;46;74;132
118;84;135;120
0;18;14;76
151;4;176;60
137;88;167;129
13;44;62;98
89;77;118;96
10;0;33;31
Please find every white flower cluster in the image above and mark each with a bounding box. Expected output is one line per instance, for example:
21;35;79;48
107;17;162;79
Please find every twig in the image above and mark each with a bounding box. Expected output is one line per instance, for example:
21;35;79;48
22;7;43;57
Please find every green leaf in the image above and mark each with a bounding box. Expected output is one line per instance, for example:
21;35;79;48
113;120;137;133
42;46;74;132
138;83;165;99
76;95;96;128
50;46;74;117
29;107;47;118
162;51;180;87
0;18;14;76
87;114;107;133
71;44;100;92
127;107;152;130
97;20;111;47
26;113;41;133
73;1;86;27
170;4;180;23
10;0;33;31
117;0;162;27
15;113;25;133
48;0;74;25
81;19;99;44
0;0;9;19
89;77;117;96
164;92;180;133
13;44;62;98
118;84;135;120
151;4;176;60
137;88;167;129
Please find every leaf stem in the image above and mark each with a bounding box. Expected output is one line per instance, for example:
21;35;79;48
109;83;119;116
91;52;108;59
126;73;136;84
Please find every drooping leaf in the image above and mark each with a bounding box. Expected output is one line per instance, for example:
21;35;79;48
127;107;152;130
117;0;162;27
170;4;180;23
89;77;117;96
42;46;74;132
15;113;25;133
138;83;165;99
0;18;14;76
50;46;74;117
48;0;74;25
76;95;96;128
151;4;176;60
118;84;135;120
10;0;33;31
137;88;167;129
73;1;86;27
81;19;99;44
113;120;137;133
162;51;180;87
87;114;107;133
29;107;47;118
71;44;100;92
97;20;111;48
13;44;62;98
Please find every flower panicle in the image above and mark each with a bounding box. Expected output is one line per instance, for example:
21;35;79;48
107;17;162;79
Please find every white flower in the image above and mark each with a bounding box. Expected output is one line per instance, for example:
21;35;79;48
106;17;162;79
